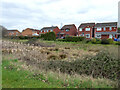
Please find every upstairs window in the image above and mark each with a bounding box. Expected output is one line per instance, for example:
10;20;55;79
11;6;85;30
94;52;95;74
41;31;42;32
86;28;90;31
51;30;53;32
79;28;82;31
47;30;48;32
97;28;102;31
104;27;106;31
109;27;112;30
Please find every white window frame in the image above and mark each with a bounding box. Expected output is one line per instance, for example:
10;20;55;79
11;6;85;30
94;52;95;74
85;28;90;31
95;34;101;38
85;34;90;38
97;27;102;31
79;28;82;31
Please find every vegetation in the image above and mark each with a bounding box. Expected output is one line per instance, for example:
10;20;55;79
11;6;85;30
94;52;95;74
2;38;119;88
2;59;117;88
41;32;56;41
34;51;119;80
0;25;8;38
64;36;85;42
101;39;113;44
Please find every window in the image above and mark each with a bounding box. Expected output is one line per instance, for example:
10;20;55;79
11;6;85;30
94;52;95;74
97;28;102;31
47;30;48;32
104;27;106;31
79;28;82;31
44;30;46;32
86;28;90;31
95;34;101;38
109;27;112;30
66;29;70;32
41;31;42;32
51;30;53;32
85;34;90;38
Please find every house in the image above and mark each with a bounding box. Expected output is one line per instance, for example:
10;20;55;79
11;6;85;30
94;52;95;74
7;30;21;36
40;26;61;37
22;28;40;36
77;23;95;39
57;24;77;38
94;22;117;39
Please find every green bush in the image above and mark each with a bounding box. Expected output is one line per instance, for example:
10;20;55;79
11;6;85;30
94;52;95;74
95;38;101;44
107;38;113;44
116;42;120;45
101;39;109;44
65;36;85;42
91;38;96;44
85;39;91;43
41;32;56;41
101;38;113;44
57;39;66;42
38;51;119;80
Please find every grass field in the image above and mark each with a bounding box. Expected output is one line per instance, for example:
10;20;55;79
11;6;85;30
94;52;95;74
2;59;117;88
2;39;119;88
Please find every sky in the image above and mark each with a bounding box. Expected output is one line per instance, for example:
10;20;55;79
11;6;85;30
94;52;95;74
0;0;120;32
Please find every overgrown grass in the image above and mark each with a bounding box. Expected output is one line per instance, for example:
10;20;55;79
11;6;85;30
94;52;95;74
2;59;59;88
2;59;117;88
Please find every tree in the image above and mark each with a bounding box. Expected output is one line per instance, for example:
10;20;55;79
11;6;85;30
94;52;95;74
0;25;8;38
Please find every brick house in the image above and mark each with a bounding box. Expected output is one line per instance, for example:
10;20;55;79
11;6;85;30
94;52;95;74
40;26;61;37
7;30;21;36
94;22;117;39
77;23;95;39
57;24;77;38
22;28;40;36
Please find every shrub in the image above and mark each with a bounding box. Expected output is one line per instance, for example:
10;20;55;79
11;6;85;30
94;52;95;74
57;39;66;42
85;39;91;43
107;38;113;44
95;38;101;44
116;42;120;45
65;36;85;42
41;32;56;41
101;39;109;44
39;51;119;80
91;38;96;44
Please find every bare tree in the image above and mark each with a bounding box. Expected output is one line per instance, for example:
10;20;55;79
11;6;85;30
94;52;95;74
0;25;8;38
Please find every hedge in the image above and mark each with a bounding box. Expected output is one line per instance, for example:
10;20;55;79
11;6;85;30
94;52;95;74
41;32;56;41
64;36;85;42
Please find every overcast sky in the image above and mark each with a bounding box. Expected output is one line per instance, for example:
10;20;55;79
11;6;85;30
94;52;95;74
0;0;119;32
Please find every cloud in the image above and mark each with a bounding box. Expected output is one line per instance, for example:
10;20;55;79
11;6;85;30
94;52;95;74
0;0;119;32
